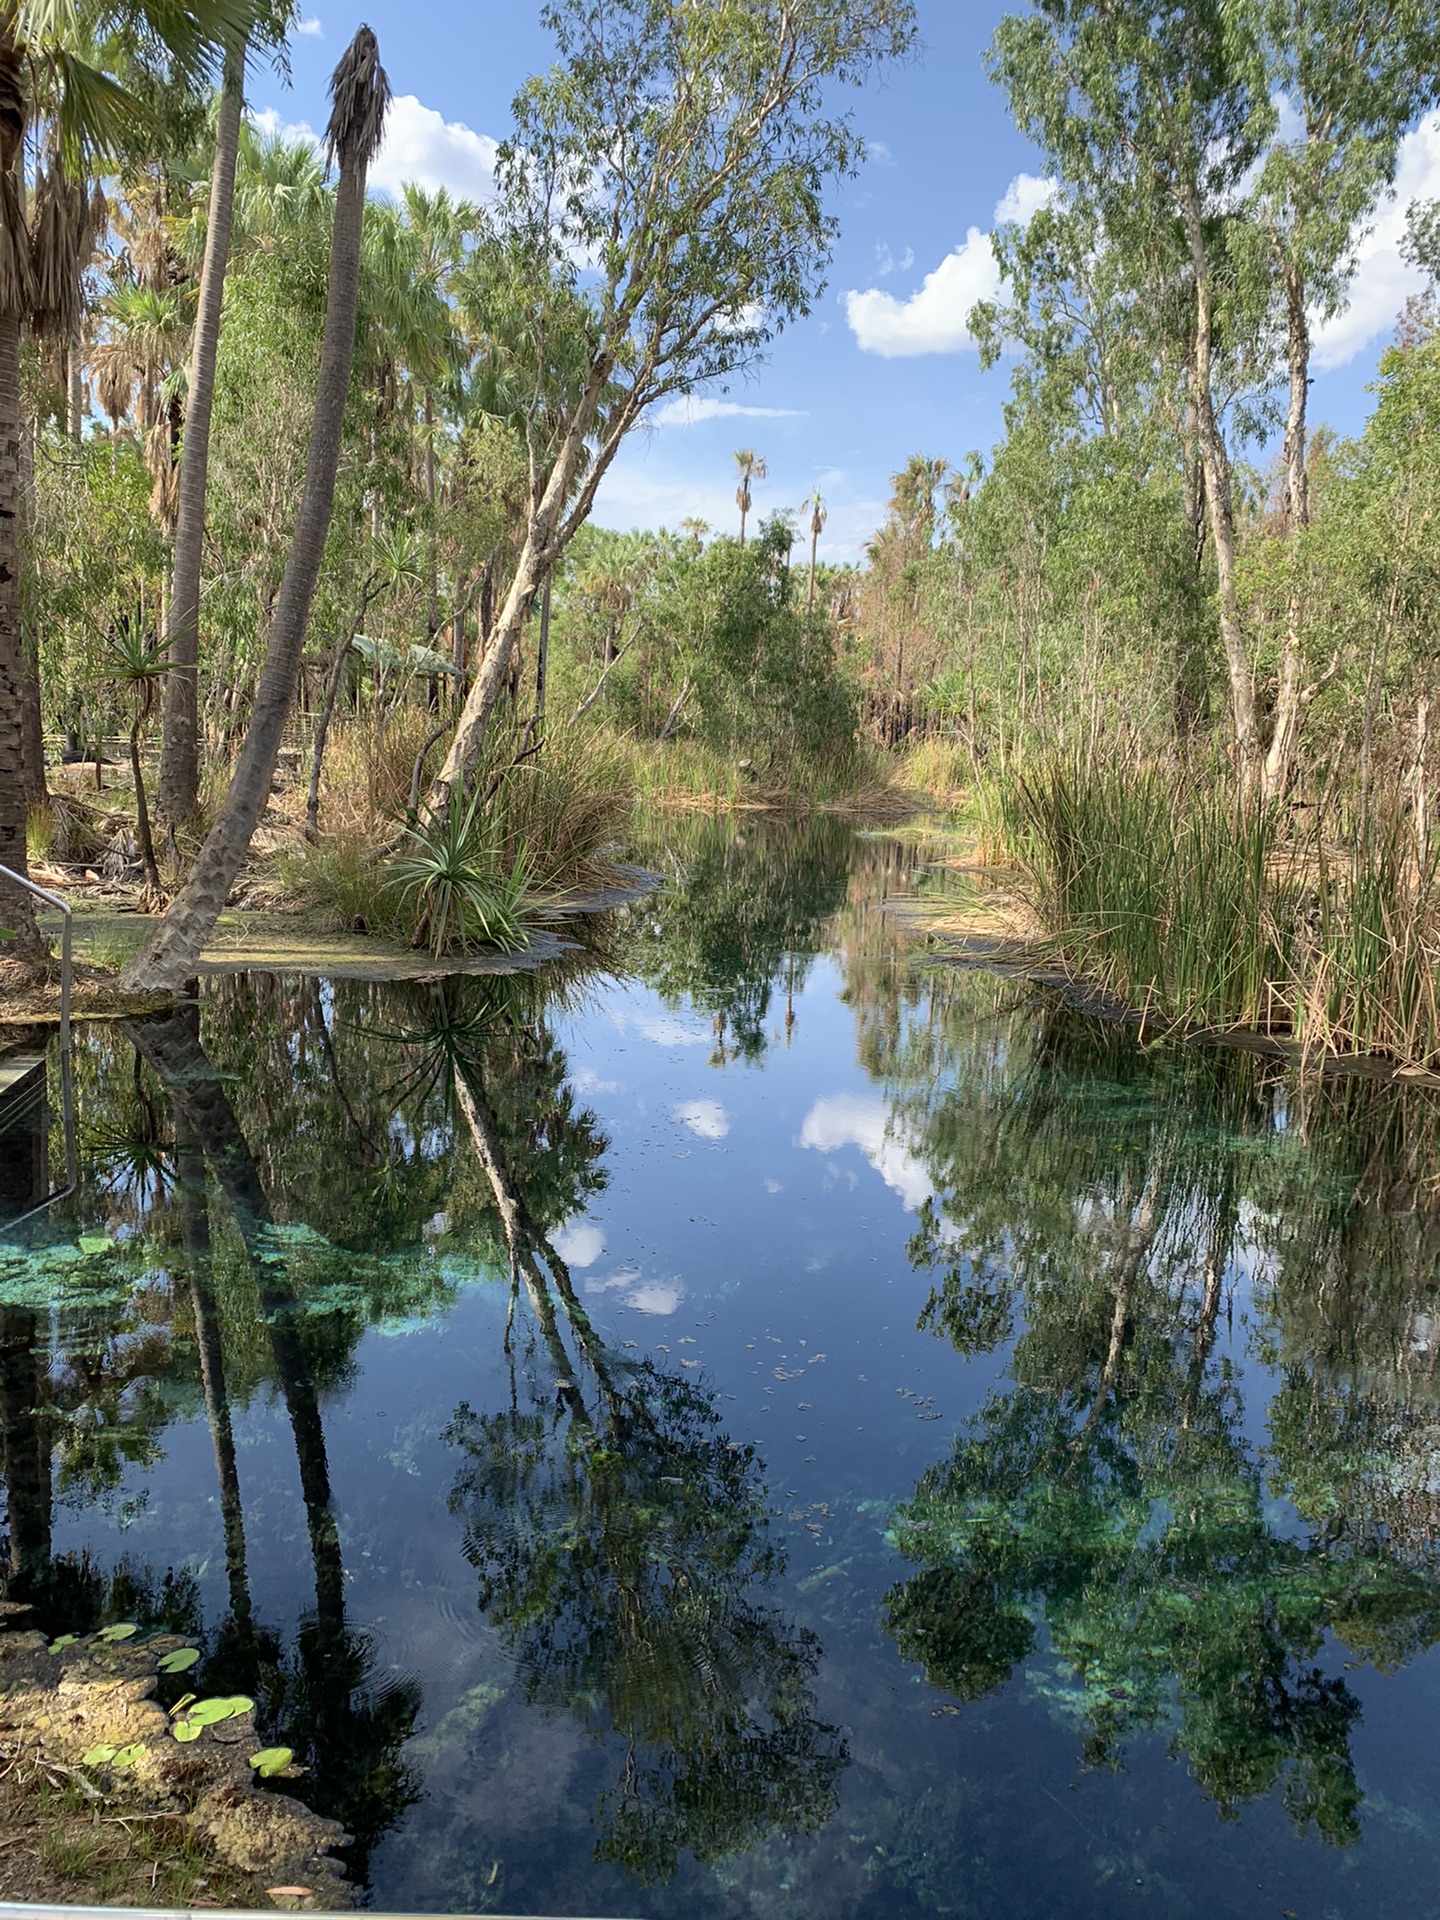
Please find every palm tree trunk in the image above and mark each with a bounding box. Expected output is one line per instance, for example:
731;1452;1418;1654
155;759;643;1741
158;41;246;833
129;713;161;894
122;31;389;993
175;1114;253;1634
0;307;43;962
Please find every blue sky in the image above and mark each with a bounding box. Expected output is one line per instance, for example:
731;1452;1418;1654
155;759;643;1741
252;1;1440;561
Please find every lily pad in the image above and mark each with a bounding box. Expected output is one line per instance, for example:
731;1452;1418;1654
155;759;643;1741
156;1646;200;1674
171;1719;201;1743
248;1746;294;1778
82;1744;118;1766
96;1622;138;1643
111;1744;145;1769
179;1694;254;1728
49;1634;76;1653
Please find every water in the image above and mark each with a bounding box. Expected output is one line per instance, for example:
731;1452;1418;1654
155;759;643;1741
5;814;1440;1917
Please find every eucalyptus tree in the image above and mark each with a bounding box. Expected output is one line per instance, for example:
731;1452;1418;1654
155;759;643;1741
988;0;1275;794
0;0;253;967
122;27;391;994
424;0;916;814
1247;0;1440;800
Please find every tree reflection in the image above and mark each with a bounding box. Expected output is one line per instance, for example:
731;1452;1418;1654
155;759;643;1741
429;981;847;1882
874;979;1440;1845
629;812;855;1062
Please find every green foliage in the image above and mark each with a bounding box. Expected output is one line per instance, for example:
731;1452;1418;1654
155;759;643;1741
385;788;532;956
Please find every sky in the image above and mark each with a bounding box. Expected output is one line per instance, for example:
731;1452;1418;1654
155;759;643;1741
250;1;1440;563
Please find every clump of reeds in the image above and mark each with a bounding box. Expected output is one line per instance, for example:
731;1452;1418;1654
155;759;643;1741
1004;753;1298;1030
1003;750;1440;1069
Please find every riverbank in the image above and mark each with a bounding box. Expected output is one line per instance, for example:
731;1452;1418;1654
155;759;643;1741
0;1613;347;1909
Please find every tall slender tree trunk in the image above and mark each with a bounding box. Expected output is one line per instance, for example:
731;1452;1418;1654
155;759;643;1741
122;30;390;993
175;1108;252;1634
1180;191;1259;800
1262;267;1312;804
425;376;606;813
0;304;43;961
158;40;247;834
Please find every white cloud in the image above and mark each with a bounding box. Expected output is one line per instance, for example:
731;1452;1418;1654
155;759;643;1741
798;1093;933;1212
369;95;500;203
296;15;323;35
553;1220;605;1269
994;172;1055;226
843;171;1056;359
1313;109;1440;370
673;1098;730;1141
867;139;896;168
650;397;805;428
584;1267;684;1315
874;241;914;279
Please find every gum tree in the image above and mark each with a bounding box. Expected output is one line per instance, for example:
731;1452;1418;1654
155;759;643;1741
425;0;916;815
988;0;1275;794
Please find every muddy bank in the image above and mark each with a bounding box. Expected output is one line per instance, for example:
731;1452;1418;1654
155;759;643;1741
0;1612;348;1910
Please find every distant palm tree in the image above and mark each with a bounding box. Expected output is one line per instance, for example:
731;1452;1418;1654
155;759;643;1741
805;490;827;615
734;448;767;547
122;26;392;994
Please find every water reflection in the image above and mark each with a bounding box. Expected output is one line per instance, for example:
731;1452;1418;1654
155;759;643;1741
875;981;1440;1846
4;823;1440;1912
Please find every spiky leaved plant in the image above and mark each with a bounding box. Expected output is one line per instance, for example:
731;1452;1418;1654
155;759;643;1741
123;26;392;993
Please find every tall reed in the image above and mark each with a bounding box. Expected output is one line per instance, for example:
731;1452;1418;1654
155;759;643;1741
1003;753;1440;1068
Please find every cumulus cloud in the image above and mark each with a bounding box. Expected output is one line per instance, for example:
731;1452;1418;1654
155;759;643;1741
798;1093;933;1211
867;139;896;168
843;171;1055;358
552;1220;605;1269
369;95;500;203
673;1098;730;1141
584;1267;684;1315
248;93;499;206
650;397;805;428
1314;109;1440;370
296;15;323;35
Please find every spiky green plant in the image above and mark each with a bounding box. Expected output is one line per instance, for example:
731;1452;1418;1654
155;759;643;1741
384;785;531;956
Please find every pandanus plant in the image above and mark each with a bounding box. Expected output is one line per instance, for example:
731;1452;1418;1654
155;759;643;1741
106;616;168;904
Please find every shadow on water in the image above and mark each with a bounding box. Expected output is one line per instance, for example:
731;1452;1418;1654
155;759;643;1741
5;822;1440;1911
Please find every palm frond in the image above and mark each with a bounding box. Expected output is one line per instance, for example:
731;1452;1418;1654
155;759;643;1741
324;24;390;173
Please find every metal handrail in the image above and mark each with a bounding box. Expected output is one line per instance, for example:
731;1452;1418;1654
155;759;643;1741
0;861;70;1054
0;863;77;1227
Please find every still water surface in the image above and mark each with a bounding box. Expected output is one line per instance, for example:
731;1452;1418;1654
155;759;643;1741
5;816;1440;1917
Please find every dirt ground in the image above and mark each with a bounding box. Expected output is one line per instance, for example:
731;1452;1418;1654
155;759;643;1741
0;1609;349;1910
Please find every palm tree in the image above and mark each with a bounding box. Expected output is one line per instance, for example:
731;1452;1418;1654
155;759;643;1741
805;488;827;615
106;616;168;901
121;26;391;994
157;35;248;836
0;0;252;969
733;448;766;547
